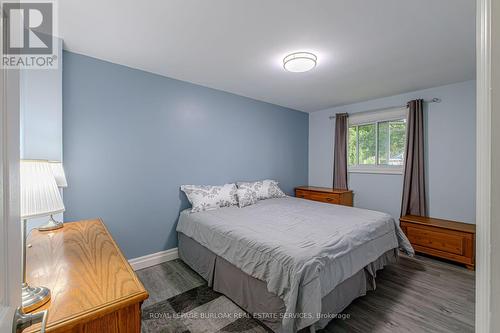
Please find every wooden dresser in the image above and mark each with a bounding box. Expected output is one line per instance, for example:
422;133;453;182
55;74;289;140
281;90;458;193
25;219;149;332
400;215;476;270
295;186;353;206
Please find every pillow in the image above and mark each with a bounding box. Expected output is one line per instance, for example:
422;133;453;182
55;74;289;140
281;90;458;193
236;188;258;208
180;183;237;213
236;179;286;200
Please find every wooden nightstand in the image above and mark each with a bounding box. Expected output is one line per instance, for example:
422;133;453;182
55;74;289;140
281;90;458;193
400;215;476;270
295;186;353;206
25;219;149;332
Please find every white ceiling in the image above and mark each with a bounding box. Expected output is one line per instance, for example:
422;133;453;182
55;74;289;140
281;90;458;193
58;0;475;112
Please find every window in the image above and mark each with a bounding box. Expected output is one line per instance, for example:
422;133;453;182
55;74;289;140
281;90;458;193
348;108;407;174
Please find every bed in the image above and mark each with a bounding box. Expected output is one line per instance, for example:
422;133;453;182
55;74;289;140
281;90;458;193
176;196;413;332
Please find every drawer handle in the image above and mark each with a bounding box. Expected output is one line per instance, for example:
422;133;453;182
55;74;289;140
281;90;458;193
326;198;333;201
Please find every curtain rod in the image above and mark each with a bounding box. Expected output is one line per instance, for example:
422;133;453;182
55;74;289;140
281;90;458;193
328;98;441;119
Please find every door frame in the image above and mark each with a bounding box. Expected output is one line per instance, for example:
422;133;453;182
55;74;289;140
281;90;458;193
476;0;492;332
0;53;22;333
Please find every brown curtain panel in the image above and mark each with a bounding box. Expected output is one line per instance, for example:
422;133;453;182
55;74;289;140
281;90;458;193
401;99;427;216
333;113;349;190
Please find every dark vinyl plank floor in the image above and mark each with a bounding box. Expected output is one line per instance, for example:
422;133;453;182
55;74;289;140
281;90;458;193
137;254;474;333
322;255;474;333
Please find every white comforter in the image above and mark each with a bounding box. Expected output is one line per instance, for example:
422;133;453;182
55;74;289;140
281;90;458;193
176;197;413;332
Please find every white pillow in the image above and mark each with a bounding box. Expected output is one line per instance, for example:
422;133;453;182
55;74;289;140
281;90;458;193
180;183;237;213
236;179;286;200
236;188;258;208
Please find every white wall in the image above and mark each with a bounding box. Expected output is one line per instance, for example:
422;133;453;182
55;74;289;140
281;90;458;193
20;38;63;228
309;80;476;223
490;0;500;327
20;40;63;161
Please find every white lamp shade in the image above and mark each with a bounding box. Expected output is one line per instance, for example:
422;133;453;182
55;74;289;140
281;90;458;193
20;160;65;219
49;161;68;188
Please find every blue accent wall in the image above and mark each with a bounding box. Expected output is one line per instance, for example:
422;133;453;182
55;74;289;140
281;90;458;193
62;51;308;259
309;80;476;223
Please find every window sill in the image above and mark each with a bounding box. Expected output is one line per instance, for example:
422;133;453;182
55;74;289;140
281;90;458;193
348;167;403;175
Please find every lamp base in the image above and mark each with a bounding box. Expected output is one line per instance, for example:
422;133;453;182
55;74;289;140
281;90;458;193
21;283;51;312
37;215;63;231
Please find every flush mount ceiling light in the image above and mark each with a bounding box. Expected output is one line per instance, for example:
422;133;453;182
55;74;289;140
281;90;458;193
283;52;317;73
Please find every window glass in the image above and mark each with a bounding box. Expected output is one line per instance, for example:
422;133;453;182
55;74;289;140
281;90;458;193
389;120;406;165
348;126;357;166
348;118;407;170
378;121;389;165
358;123;376;165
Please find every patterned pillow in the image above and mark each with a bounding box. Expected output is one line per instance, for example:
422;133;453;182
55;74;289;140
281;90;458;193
236;188;258;208
180;183;237;213
236;179;286;200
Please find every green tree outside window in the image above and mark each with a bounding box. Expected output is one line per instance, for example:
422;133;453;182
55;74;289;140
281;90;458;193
348;119;406;167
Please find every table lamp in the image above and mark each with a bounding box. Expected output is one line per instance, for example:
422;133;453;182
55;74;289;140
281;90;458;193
35;161;68;231
20;160;65;311
49;161;68;188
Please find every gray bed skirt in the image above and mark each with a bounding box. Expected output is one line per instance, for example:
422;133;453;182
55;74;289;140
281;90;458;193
178;232;398;333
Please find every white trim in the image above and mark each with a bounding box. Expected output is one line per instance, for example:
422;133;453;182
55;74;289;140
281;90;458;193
129;248;179;271
348;166;403;175
0;307;15;333
476;0;492;331
348;107;407;126
0;27;22;331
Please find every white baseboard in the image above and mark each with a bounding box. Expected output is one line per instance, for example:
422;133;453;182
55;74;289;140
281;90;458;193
129;247;179;271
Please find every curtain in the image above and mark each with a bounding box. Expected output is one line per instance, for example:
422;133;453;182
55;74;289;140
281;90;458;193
401;99;426;216
333;113;349;190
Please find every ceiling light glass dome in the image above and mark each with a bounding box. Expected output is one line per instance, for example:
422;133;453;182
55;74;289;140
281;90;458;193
283;52;317;72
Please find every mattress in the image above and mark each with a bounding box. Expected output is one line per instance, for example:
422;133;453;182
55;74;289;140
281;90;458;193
176;196;413;331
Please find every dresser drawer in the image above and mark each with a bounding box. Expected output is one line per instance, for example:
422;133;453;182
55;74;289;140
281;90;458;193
400;215;475;270
295;190;340;204
406;226;465;255
295;187;353;207
295;190;309;199
308;193;340;204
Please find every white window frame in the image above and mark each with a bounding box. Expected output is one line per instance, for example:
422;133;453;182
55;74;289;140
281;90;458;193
348;107;408;175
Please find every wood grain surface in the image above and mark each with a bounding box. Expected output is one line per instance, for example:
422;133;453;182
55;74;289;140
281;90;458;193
295;186;353;206
294;186;353;194
25;219;148;332
400;215;476;233
400;215;475;270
